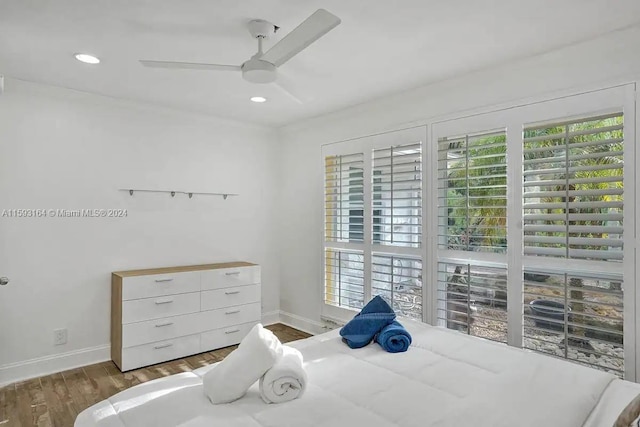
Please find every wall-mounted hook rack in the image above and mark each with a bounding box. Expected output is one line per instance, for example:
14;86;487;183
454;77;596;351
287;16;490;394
120;189;238;200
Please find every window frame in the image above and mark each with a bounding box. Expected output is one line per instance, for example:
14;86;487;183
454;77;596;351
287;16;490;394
430;85;636;379
320;84;636;380
321;127;428;323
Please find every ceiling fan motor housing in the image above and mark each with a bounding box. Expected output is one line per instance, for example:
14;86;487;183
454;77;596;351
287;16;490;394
241;58;277;83
247;19;277;39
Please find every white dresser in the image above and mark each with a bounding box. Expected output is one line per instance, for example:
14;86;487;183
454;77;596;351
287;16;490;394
111;262;261;371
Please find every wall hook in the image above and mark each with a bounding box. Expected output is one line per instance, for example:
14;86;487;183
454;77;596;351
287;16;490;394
188;193;193;199
170;191;175;197
129;189;134;196
223;194;228;200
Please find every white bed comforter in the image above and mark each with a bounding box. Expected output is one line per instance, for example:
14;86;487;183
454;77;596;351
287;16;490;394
75;321;639;427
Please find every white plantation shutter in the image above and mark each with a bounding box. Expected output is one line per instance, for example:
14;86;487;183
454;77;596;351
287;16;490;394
320;86;635;379
372;143;422;248
324;151;365;310
324;249;365;309
371;254;422;320
521;112;626;378
432;100;631;377
523;270;624;377
434;130;508;343
314;88;637;377
436;262;508;343
437;131;507;253
322;127;426;319
370;137;424;320
523;113;624;261
324;153;364;243
434;108;630;376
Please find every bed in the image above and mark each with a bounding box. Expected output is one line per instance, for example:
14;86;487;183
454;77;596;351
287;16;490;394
75;320;640;427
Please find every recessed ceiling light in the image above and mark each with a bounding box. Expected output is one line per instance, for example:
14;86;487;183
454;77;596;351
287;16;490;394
250;96;267;103
74;53;100;64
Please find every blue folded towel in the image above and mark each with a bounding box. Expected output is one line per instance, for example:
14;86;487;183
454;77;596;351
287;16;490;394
375;320;412;353
339;295;396;348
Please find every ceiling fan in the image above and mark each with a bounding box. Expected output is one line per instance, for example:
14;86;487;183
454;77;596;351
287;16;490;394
139;9;341;103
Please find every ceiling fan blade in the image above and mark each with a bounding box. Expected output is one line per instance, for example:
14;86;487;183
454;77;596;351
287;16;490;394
140;60;241;71
272;72;313;104
260;9;341;67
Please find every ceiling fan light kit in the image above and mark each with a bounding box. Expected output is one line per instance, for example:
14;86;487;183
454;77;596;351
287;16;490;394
242;57;277;84
139;9;341;102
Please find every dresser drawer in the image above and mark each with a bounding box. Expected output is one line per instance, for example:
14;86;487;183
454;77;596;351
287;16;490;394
120;333;200;371
201;322;257;352
121;271;200;301
122;292;200;324
122;312;202;348
200;302;261;330
201;266;260;290
201;284;261;311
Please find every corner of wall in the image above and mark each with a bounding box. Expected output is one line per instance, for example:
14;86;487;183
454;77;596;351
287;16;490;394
278;310;327;335
261;310;281;326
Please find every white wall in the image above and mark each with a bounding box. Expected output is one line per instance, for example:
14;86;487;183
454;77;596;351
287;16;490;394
0;79;281;384
2;24;640;386
277;25;640;327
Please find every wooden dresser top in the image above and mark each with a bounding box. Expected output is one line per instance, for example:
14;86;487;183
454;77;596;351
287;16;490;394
113;261;257;278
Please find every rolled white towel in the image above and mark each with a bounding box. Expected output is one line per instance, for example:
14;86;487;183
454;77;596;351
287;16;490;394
259;346;307;404
203;324;283;404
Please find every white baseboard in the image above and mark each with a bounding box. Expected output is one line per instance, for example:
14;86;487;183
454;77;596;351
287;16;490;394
0;344;110;387
0;310;327;387
278;310;327;335
261;310;281;326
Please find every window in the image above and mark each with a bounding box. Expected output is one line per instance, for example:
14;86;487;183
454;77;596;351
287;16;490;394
372;143;422;248
324;86;635;379
323;128;426;319
523;113;624;261
324;153;364;244
437;262;508;343
438;131;507;253
430;86;634;378
372;254;422;320
523;270;623;376
324;249;364;309
324;153;365;309
436;130;508;343
522;113;625;376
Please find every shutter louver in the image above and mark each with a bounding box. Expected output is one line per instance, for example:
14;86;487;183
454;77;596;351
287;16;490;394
372;254;422;320
372;142;422;248
325;153;364;243
523;113;624;262
438;131;507;253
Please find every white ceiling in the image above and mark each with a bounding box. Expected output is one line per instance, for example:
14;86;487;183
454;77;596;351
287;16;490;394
1;0;640;127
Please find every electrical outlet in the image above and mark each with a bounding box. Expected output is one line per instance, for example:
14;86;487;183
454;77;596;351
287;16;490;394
54;328;67;346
